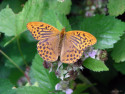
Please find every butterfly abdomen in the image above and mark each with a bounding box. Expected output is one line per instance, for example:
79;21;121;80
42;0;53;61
58;28;66;56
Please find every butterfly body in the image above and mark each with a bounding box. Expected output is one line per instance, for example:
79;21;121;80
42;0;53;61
27;22;97;64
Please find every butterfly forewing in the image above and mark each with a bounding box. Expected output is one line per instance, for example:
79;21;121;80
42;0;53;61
37;35;60;62
60;31;97;64
67;31;97;50
27;22;60;40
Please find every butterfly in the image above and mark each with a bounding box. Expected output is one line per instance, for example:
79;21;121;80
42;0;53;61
27;22;97;64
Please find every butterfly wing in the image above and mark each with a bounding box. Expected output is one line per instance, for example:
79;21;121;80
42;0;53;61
27;22;60;62
37;35;60;62
27;22;60;40
60;31;97;64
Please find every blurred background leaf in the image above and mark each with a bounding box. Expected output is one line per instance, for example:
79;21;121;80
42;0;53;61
0;78;15;94
108;0;125;16
111;33;125;63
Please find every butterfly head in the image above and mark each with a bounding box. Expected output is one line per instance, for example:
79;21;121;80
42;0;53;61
60;28;66;38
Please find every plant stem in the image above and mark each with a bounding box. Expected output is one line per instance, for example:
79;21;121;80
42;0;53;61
78;70;101;94
4;31;24;47
0;50;31;84
16;36;28;67
0;50;24;74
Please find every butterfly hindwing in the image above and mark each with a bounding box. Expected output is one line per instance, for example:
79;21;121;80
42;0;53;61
60;36;84;63
27;22;60;40
37;35;60;62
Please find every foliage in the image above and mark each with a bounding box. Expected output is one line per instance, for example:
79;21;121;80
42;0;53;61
0;0;125;94
108;0;125;16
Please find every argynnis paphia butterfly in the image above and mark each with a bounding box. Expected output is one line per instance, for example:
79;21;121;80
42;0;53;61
27;22;97;64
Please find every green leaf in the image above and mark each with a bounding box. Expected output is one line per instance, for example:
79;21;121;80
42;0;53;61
111;33;125;63
114;62;125;75
42;10;71;31
16;86;48;94
29;54;60;92
0;6;16;36
48;0;71;15
16;0;45;35
57;14;72;31
42;10;62;29
0;78;14;94
108;0;125;16
83;58;109;72
0;0;45;36
16;86;64;94
80;15;125;49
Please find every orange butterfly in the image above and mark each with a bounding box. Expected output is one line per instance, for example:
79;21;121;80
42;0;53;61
27;22;97;64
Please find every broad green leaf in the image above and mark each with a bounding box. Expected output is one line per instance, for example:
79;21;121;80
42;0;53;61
29;54;60;92
42;10;71;31
83;58;109;72
57;14;71;31
16;86;64;94
48;0;71;15
113;62;125;74
0;6;16;36
80;15;125;49
16;86;48;94
108;0;125;16
0;0;45;36
111;34;125;63
42;10;61;29
0;78;14;94
16;0;45;35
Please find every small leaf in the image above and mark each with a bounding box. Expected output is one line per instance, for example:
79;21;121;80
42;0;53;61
80;15;125;49
108;0;125;16
114;62;125;75
83;58;109;72
29;54;60;92
111;33;125;63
